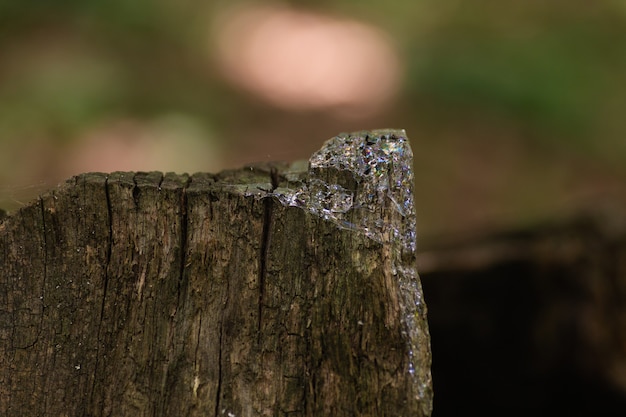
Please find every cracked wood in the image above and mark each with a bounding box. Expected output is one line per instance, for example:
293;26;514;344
0;136;432;416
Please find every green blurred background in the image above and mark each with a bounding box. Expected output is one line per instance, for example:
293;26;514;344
1;0;625;241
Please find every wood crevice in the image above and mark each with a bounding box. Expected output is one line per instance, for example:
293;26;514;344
0;130;433;416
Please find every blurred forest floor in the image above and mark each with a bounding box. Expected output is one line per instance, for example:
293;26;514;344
1;0;625;242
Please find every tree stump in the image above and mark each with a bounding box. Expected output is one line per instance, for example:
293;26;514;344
0;130;432;416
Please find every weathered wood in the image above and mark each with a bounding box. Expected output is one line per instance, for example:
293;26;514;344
0;130;432;416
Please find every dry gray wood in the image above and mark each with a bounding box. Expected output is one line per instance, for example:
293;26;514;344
0;130;432;416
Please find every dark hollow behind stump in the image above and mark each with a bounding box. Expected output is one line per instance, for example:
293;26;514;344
0;130;432;417
420;216;626;416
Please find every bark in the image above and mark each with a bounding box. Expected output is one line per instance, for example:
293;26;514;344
0;130;432;416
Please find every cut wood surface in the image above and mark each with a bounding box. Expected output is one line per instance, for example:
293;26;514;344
0;130;432;416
